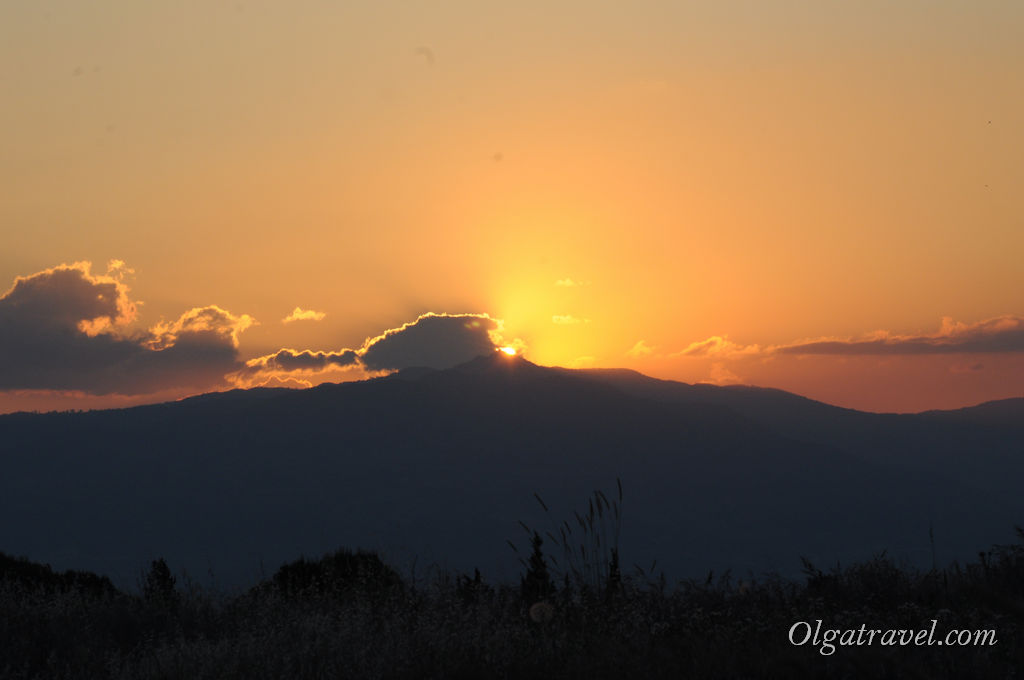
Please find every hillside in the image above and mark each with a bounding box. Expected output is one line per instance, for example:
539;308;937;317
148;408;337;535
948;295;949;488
1;353;1021;588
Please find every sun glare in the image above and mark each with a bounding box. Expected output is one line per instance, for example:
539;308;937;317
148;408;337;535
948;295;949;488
499;346;517;356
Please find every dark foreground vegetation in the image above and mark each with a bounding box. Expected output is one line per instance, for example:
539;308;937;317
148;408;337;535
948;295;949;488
2;534;1024;680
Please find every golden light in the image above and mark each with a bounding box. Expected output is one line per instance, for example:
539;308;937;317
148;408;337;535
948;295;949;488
499;346;517;356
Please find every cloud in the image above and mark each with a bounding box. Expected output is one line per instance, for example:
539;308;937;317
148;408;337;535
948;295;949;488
232;312;511;387
705;362;742;385
555;278;589;287
282;307;327;324
359;313;503;370
626;340;654;357
774;316;1024;355
230;348;360;387
670;316;1024;377
2;260;137;335
254;375;320;389
256;348;358;372
414;46;435;65
672;335;761;358
0;262;254;395
147;305;255;351
552;315;590;325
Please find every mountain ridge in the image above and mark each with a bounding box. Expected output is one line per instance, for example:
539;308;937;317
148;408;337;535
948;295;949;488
1;352;1020;589
3;352;1019;421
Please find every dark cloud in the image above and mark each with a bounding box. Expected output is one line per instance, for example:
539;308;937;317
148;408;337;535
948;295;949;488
3;263;509;395
124;327;244;394
269;349;358;371
1;261;135;333
233;313;505;386
673;317;1024;361
146;305;255;351
359;313;501;371
0;262;254;395
774;316;1024;356
230;349;359;386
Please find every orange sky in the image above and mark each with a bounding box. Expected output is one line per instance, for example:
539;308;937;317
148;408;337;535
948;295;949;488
1;1;1022;414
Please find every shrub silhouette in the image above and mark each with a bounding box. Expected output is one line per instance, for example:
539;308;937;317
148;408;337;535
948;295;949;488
0;551;116;597
270;548;404;598
457;567;489;603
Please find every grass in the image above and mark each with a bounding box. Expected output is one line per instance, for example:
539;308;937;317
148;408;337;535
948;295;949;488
2;534;1023;679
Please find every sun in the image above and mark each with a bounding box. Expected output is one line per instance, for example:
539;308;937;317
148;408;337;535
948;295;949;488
499;346;517;356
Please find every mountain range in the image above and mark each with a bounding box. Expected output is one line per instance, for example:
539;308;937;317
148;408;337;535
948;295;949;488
2;353;1021;589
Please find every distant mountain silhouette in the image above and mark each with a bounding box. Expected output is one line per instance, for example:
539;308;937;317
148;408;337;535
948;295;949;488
1;353;1021;588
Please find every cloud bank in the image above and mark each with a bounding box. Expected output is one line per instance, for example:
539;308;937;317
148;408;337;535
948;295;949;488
0;262;254;395
230;312;508;387
667;316;1024;388
774;316;1024;355
673;316;1024;361
1;262;516;398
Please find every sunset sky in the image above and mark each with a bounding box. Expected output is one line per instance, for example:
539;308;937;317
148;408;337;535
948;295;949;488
2;0;1022;414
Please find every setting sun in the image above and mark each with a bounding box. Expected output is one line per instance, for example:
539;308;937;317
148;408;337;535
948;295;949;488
0;0;1020;416
499;347;517;356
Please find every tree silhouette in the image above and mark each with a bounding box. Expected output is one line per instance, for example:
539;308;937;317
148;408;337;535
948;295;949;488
143;558;177;607
521;532;553;603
